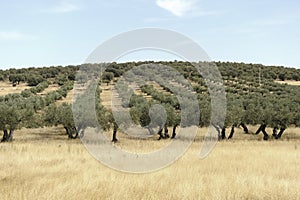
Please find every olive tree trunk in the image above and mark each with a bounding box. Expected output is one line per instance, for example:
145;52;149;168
112;124;118;142
157;125;164;140
276;127;286;139
64;127;78;139
228;125;235;139
221;127;226;140
212;124;221;140
256;123;269;140
164;126;170;139
240;123;249;134
1;130;9;142
147;127;155;135
171;124;178;139
7;130;14;141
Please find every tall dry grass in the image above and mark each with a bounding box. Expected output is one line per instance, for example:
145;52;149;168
0;127;299;200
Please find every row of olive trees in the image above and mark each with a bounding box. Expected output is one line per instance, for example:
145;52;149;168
0;66;77;141
112;77;298;142
0;81;74;142
113;64;197;141
1;61;300;142
0;63;124;142
208;93;299;140
43;80;116;140
1;90;294;143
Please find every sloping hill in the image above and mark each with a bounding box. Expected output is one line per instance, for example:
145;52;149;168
0;61;300;142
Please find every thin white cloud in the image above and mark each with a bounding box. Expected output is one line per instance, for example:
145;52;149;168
47;1;80;13
0;31;35;41
156;0;196;17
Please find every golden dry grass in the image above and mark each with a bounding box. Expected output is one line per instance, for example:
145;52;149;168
0;127;299;200
0;82;30;96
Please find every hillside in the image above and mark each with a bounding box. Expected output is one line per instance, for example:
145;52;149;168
0;61;300;142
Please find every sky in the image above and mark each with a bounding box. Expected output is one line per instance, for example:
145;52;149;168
0;0;299;69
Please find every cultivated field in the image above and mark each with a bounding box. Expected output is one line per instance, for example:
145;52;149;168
0;127;299;200
1;63;300;200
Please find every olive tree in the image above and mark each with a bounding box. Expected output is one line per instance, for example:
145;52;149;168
0;100;34;142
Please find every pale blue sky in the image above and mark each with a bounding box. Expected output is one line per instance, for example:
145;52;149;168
0;0;299;69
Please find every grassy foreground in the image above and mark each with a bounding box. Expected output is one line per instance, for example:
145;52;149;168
0;127;299;200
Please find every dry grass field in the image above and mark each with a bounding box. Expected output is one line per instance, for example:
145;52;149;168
0;127;299;200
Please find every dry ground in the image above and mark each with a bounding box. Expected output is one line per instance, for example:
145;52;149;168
274;80;300;86
0;127;299;200
37;84;60;96
0;82;30;96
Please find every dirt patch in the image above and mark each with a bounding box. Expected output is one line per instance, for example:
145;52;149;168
275;80;300;86
37;84;60;96
0;81;30;96
100;83;114;109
